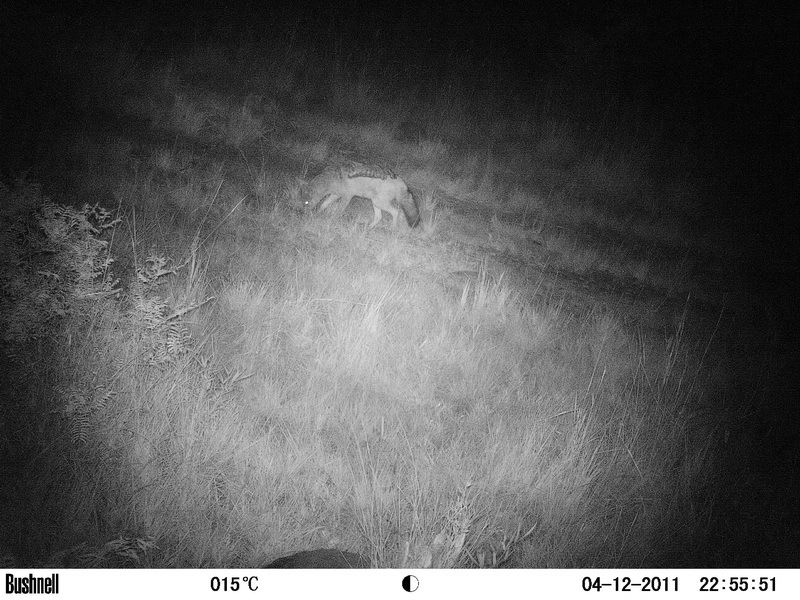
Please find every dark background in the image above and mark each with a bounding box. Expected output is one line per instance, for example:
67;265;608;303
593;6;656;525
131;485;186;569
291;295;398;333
1;0;797;567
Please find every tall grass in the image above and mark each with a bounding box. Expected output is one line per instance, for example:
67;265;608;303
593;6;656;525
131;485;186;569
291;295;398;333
1;176;725;567
0;14;768;568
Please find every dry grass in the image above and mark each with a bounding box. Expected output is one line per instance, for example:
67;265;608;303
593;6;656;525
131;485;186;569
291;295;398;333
0;21;772;570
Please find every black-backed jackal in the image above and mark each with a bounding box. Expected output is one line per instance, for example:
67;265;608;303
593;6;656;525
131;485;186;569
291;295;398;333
302;162;420;228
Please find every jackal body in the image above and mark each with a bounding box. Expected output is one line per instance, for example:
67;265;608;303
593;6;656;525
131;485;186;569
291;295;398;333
302;162;420;228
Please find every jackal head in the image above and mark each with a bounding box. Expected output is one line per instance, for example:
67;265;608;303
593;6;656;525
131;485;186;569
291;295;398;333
300;190;318;212
284;177;310;213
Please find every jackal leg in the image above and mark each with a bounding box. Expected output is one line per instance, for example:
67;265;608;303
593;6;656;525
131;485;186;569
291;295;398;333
388;205;400;227
318;194;341;212
369;201;382;228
